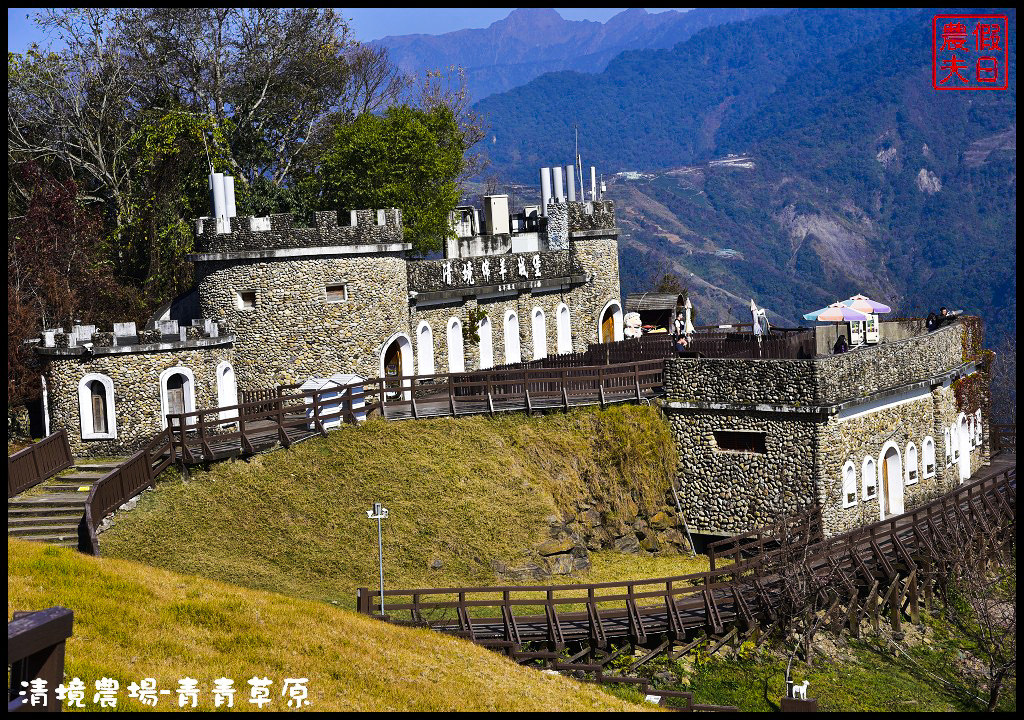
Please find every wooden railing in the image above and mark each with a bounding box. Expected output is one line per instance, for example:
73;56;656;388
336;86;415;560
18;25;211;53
992;424;1015;454
80;429;176;555
8;430;74;498
8;607;74;712
167;360;666;465
356;462;1015;648
707;511;823;571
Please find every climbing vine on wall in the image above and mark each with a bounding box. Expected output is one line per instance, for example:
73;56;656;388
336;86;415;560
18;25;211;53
462;307;488;347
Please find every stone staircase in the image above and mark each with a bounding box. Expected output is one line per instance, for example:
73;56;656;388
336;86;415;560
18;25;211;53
7;462;121;548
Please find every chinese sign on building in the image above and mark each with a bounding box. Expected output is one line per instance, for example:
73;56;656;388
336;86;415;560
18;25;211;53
933;14;1009;90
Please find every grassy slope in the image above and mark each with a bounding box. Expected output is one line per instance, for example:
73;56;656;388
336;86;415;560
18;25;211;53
8;539;647;712
101;407;677;606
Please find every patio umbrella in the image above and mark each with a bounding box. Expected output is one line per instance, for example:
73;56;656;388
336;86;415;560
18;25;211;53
803;303;870;322
842;294;892;315
683;297;695;337
751;300;762;337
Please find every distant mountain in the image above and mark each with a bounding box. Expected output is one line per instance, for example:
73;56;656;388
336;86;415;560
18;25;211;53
372;8;790;102
473;8;1016;345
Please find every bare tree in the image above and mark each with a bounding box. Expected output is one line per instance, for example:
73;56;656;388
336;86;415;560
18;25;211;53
411;65;489;183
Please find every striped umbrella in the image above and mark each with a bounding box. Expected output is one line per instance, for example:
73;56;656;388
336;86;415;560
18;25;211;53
842;294;892;314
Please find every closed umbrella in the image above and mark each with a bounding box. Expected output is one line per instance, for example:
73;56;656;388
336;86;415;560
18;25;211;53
683;297;695;337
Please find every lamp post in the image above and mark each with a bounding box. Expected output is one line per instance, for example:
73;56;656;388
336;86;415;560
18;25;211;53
366;502;388;617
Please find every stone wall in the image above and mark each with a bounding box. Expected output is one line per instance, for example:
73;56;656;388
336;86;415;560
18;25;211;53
196;209;403;253
196;254;410;388
45;346;233;457
665;409;820;536
665;321;970;407
567;234;622;351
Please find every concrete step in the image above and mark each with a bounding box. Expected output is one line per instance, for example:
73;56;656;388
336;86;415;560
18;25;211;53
73;463;121;472
55;472;108;482
8;510;83;525
8;494;89;506
8;524;80;539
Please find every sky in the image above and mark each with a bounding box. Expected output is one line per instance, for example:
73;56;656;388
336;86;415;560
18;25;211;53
8;8;691;51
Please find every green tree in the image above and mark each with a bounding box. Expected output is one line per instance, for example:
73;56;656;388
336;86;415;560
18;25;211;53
313;106;465;256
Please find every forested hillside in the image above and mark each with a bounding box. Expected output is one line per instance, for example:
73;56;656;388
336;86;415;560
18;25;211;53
476;8;1016;344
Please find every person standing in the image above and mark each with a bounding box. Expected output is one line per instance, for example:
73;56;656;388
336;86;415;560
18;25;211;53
672;311;688;355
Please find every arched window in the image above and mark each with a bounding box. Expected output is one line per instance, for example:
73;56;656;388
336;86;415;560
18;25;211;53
531;307;547;360
478;315;493;370
447;317;465;373
160;367;197;429
943;427;952;465
504;310;521;365
556;303;572;355
78;373;117;440
216;361;238;421
951;423;960;461
417;322;435;376
862;456;877;500
842;460;858;508
922;436;936;478
974;409;983;447
905;442;919;485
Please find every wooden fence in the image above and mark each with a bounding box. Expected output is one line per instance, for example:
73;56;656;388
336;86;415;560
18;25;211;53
8;607;74;712
80;429;176;555
356;462;1015;652
992;424;1016;454
8;430;74;498
167;360;666;465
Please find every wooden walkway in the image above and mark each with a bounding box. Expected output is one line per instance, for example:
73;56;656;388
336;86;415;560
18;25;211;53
356;455;1015;681
169;360;665;466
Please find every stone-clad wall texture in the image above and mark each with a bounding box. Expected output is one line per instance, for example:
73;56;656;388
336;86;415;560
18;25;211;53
818;381;989;535
567;234;622;352
664;357;818;406
666;410;820;536
196;254;409;388
664;321;969;407
46;346;232;457
196;209;403;253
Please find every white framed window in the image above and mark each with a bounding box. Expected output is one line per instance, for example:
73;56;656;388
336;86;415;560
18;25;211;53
905;442;919;485
504;310;521;365
842;460;858;508
944;428;952;465
922;436;936;478
236;290;256;310
325;283;349;303
478;315;493;370
556;303;572;355
160;366;197;429
416;321;435;376
862;457;877;500
974;409;983;447
951;423;960;461
78;373;117;440
531;307;547;360
216;361;238;421
447;317;465;373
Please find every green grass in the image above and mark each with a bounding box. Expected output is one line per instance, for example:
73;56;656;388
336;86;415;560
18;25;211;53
101;406;677;608
8;539;650;712
622;612;1016;712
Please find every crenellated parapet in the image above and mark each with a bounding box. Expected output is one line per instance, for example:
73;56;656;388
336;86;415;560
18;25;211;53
37;319;232;356
567;200;617;233
193;208;405;255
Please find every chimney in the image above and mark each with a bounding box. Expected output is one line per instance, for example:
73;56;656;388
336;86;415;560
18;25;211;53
552;166;564;202
565;165;576;202
540;167;552;217
590;167;597;202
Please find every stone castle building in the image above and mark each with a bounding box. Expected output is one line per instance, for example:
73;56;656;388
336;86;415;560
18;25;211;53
661;317;990;537
36;196;624;458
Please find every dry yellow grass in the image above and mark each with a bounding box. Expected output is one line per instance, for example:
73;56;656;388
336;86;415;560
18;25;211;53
8;539;650;712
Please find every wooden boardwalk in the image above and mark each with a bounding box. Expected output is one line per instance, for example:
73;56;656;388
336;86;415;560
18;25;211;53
357;455;1015;677
169;360;665;466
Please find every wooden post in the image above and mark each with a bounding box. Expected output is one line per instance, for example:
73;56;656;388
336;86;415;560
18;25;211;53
886;577;902;634
905;569;920;624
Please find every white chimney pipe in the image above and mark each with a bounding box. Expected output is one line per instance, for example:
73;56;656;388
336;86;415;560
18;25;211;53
224;176;236;218
552;166;564;202
590;167;597;202
565;165;576;202
540;167;552;216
